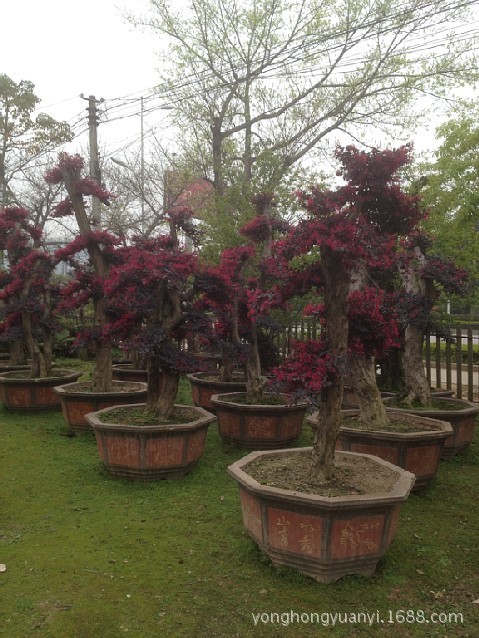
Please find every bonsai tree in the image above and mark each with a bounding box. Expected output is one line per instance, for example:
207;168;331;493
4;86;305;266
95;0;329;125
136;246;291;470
0;206;60;376
102;208;208;420
194;193;288;403
397;231;468;406
45;153;118;392
261;146;426;480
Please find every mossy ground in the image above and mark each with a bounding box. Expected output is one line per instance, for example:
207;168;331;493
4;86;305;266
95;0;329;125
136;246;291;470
1;365;478;637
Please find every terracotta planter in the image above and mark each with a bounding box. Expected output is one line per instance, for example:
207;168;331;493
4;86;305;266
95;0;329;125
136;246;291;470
0;369;82;411
228;448;415;583
86;403;216;480
187;371;247;412
331;411;452;492
211;392;307;449
0;364;30;403
54;381;148;435
385;397;479;460
112;364;149;383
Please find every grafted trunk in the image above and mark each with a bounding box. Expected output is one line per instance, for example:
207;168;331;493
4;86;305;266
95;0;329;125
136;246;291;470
245;321;264;404
61;164;113;392
22;310;47;378
400;245;434;408
156;370;180;420
348;354;389;428
310;381;344;482
146;358;162;410
9;339;27;365
310;247;350;481
403;324;431;406
218;352;235;383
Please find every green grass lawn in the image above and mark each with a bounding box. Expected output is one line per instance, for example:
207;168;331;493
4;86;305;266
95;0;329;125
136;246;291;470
1;372;478;637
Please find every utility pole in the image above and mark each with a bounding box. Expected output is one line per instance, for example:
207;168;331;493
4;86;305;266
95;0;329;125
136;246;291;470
140;96;145;232
81;94;103;228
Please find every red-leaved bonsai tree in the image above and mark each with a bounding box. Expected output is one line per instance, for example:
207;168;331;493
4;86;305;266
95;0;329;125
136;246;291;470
45;153;118;392
261;145;426;480
102;209;209;420
194;193;288;403
0;206;60;376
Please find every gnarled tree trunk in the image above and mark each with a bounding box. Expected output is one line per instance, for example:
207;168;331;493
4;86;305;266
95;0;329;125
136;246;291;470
310;247;350;482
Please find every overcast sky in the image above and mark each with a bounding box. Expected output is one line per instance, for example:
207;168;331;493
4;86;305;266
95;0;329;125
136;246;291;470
1;0;165;156
2;0;477;163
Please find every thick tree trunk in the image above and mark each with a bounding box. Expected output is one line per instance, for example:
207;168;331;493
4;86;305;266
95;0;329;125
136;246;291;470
61;165;113;392
309;247;350;481
400;245;434;407
348;354;389;428
9;339;27;365
310;381;344;482
378;347;404;392
245;320;264;404
156;370;180;420
403;324;431;406
22;311;47;378
146;358;162;410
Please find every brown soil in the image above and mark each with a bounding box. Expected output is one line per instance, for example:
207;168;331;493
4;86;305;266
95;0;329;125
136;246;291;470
388;397;466;411
340;415;442;433
244;449;401;497
98;406;201;426
64;381;142;393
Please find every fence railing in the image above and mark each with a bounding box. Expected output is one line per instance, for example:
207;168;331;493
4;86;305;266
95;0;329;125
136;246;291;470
424;325;478;402
275;321;479;402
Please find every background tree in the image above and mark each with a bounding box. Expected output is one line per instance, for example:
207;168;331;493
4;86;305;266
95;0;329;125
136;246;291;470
0;206;59;375
420;101;479;309
132;0;478;238
0;74;72;208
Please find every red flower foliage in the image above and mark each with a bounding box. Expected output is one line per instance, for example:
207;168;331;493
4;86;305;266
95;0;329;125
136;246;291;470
271;340;340;398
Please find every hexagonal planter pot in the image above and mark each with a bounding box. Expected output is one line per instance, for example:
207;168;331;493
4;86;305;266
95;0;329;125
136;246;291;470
211;392;308;449
228;448;415;583
54;381;148;435
384;397;479;460
336;412;451;492
186;371;246;412
85;403;216;480
0;369;82;411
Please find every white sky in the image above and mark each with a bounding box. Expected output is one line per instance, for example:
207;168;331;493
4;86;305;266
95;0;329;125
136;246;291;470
1;0;165;157
1;0;477;164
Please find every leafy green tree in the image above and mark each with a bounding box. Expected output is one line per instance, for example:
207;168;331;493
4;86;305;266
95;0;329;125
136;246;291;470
0;74;72;207
421;102;479;308
132;0;478;210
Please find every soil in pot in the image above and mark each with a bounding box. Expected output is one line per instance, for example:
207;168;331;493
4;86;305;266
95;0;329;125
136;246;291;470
54;380;148;435
245;449;400;497
384;396;479;459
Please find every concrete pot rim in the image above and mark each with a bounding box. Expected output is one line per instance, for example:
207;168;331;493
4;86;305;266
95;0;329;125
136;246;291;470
227;447;415;509
187;371;246;385
85;402;216;433
211;392;308;411
0;368;82;385
384;396;479;417
336;410;453;441
54;380;147;396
